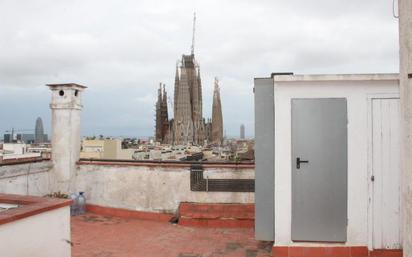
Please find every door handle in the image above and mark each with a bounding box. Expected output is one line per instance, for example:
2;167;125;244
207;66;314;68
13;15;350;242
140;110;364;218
296;157;309;169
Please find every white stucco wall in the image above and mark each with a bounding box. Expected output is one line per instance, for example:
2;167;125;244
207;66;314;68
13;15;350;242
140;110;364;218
0;206;71;257
399;0;412;255
273;75;399;247
3;143;27;155
76;164;255;213
0;161;52;196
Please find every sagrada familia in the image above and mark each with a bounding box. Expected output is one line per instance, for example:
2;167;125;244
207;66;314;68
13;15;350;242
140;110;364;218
155;15;223;146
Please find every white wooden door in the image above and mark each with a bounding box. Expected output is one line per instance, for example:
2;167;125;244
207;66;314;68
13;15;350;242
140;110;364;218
371;98;401;249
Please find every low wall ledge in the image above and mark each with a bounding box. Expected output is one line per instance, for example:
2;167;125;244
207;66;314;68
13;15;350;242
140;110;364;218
0;157;50;167
77;159;255;169
0;193;71;226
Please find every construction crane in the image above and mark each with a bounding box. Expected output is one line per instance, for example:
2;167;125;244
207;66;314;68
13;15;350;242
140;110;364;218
4;128;35;135
191;12;196;55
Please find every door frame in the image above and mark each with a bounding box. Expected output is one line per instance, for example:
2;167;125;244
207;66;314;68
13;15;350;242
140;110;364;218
366;93;401;250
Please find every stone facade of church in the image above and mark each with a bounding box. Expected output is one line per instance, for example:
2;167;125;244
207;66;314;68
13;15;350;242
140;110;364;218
155;54;223;146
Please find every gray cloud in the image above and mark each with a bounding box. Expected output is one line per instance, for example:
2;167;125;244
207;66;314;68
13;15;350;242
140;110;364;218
0;0;399;138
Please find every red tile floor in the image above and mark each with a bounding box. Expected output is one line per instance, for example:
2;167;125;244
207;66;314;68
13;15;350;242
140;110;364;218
71;213;272;257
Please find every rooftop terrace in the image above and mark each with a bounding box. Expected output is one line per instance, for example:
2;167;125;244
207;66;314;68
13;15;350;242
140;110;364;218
71;213;271;257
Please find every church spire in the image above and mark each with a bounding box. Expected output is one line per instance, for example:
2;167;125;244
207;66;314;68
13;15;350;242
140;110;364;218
211;77;223;145
174;62;180;117
175;62;180;81
162;84;167;106
155;83;163;142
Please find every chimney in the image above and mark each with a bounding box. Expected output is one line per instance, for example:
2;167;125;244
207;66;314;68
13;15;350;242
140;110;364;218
47;83;86;193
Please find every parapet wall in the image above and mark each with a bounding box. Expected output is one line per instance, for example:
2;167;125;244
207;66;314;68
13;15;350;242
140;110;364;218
76;161;255;214
0;160;52;196
0;159;254;214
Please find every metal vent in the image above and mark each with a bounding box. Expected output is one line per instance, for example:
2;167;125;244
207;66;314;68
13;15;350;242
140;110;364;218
190;164;254;192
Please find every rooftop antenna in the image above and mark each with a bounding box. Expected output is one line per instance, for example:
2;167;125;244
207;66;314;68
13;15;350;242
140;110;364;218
191;12;196;55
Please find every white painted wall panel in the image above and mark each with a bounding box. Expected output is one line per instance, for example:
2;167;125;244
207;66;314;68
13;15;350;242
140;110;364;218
0;207;71;257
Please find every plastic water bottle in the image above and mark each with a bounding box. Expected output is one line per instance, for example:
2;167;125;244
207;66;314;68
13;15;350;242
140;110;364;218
77;192;86;215
69;193;78;216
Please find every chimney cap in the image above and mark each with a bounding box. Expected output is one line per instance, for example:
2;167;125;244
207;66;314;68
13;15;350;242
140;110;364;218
46;83;87;89
270;72;294;78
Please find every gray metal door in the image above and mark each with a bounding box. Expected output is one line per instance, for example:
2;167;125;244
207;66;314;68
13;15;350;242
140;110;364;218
291;98;347;242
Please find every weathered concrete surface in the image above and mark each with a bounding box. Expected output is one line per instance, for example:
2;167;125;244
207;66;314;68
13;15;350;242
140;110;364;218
399;1;412;256
0;160;254;214
0;161;52;196
76;164;254;214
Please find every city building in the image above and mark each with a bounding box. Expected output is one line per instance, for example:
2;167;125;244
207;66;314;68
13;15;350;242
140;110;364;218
2;134;11;143
27;144;52;159
17;133;35;144
3;133;48;144
240;124;245;139
3;117;48;144
0;143;41;161
80;138;136;160
35;117;46;143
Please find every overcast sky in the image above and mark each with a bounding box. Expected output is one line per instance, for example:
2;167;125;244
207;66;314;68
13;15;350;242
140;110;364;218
0;0;399;138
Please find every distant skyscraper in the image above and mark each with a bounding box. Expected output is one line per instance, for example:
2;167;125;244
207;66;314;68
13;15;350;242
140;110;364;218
211;78;223;145
240;124;245;139
35;117;45;143
3;134;11;143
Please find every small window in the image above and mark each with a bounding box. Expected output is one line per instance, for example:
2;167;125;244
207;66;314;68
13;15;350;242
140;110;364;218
75;90;79;96
59;90;64;96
